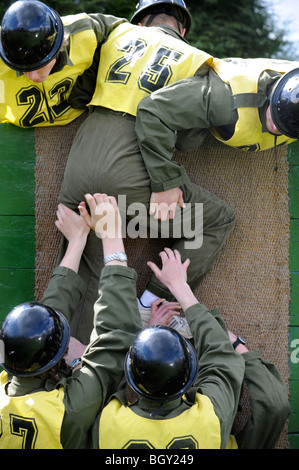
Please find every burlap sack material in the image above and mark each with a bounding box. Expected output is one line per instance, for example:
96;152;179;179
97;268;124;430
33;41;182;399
35;113;290;448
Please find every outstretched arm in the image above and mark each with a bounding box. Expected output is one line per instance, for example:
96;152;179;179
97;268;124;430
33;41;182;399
41;204;90;331
55;203;90;272
147;248;196;310
61;193;142;448
147;248;245;448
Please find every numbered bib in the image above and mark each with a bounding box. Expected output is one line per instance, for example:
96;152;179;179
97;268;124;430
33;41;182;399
99;394;222;449
90;23;213;116
0;371;65;449
0;14;97;127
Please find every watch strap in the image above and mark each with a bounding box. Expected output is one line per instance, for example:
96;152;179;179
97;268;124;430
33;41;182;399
71;357;82;369
103;251;127;265
232;336;246;349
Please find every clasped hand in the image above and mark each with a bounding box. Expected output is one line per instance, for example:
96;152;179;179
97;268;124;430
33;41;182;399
79;193;122;238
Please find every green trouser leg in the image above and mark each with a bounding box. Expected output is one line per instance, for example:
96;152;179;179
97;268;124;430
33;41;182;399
58;109;235;343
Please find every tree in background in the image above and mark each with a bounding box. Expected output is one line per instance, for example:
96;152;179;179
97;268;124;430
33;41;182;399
186;0;291;58
0;0;295;58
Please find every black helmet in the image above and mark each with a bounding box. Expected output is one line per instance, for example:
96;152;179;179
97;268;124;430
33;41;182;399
131;0;192;34
0;301;70;377
0;0;64;72
125;325;198;402
270;67;299;139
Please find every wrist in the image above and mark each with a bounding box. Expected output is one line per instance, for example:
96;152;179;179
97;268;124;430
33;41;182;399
103;238;125;256
103;251;127;266
231;334;248;354
68;235;88;250
169;282;198;311
234;344;248;354
167;280;188;297
71;357;82;370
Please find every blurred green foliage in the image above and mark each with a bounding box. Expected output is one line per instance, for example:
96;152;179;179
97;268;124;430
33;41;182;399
0;0;295;58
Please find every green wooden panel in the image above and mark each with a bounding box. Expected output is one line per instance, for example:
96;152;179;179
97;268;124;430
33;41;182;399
288;140;299;166
0;162;35;215
289;219;299;272
289;192;299;220
288;433;299;449
288;141;299;441
0;124;35;162
289;165;299;189
290;273;299;326
0;124;36;376
0;269;35;324
289;166;299;219
290;327;299;381
0;216;35;268
289;380;299;434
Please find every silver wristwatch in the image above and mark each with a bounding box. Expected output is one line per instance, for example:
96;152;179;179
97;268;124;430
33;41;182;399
71;357;82;369
103;251;127;265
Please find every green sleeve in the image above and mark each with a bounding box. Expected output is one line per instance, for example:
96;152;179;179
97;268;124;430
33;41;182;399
135;72;234;192
235;351;291;449
60;265;142;449
68;15;128;109
65;13;127;41
207;307;290;448
185;303;245;449
41;266;86;323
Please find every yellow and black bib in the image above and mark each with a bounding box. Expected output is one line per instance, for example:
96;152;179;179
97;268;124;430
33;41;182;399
0;371;65;449
90;23;213;116
211;57;298;150
99;393;224;449
0;13;97;127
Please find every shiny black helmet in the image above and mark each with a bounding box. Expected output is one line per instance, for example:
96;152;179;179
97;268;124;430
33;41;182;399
270;67;299;139
131;0;192;34
125;325;198;402
0;301;70;377
0;0;64;72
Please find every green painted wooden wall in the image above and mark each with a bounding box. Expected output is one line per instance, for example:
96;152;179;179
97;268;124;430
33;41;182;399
0;123;299;448
287;140;299;449
0;124;35;321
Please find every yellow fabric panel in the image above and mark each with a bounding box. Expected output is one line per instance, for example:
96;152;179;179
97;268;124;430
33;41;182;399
211;57;297;150
0;18;97;127
99;393;222;449
0;371;65;449
90;23;213;116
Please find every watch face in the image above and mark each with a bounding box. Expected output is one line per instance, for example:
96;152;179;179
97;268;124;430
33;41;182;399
233;335;246;349
71;358;81;368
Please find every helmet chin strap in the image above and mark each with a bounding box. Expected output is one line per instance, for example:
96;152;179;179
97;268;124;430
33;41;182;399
145;13;157;26
145;9;183;34
150;401;165;417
